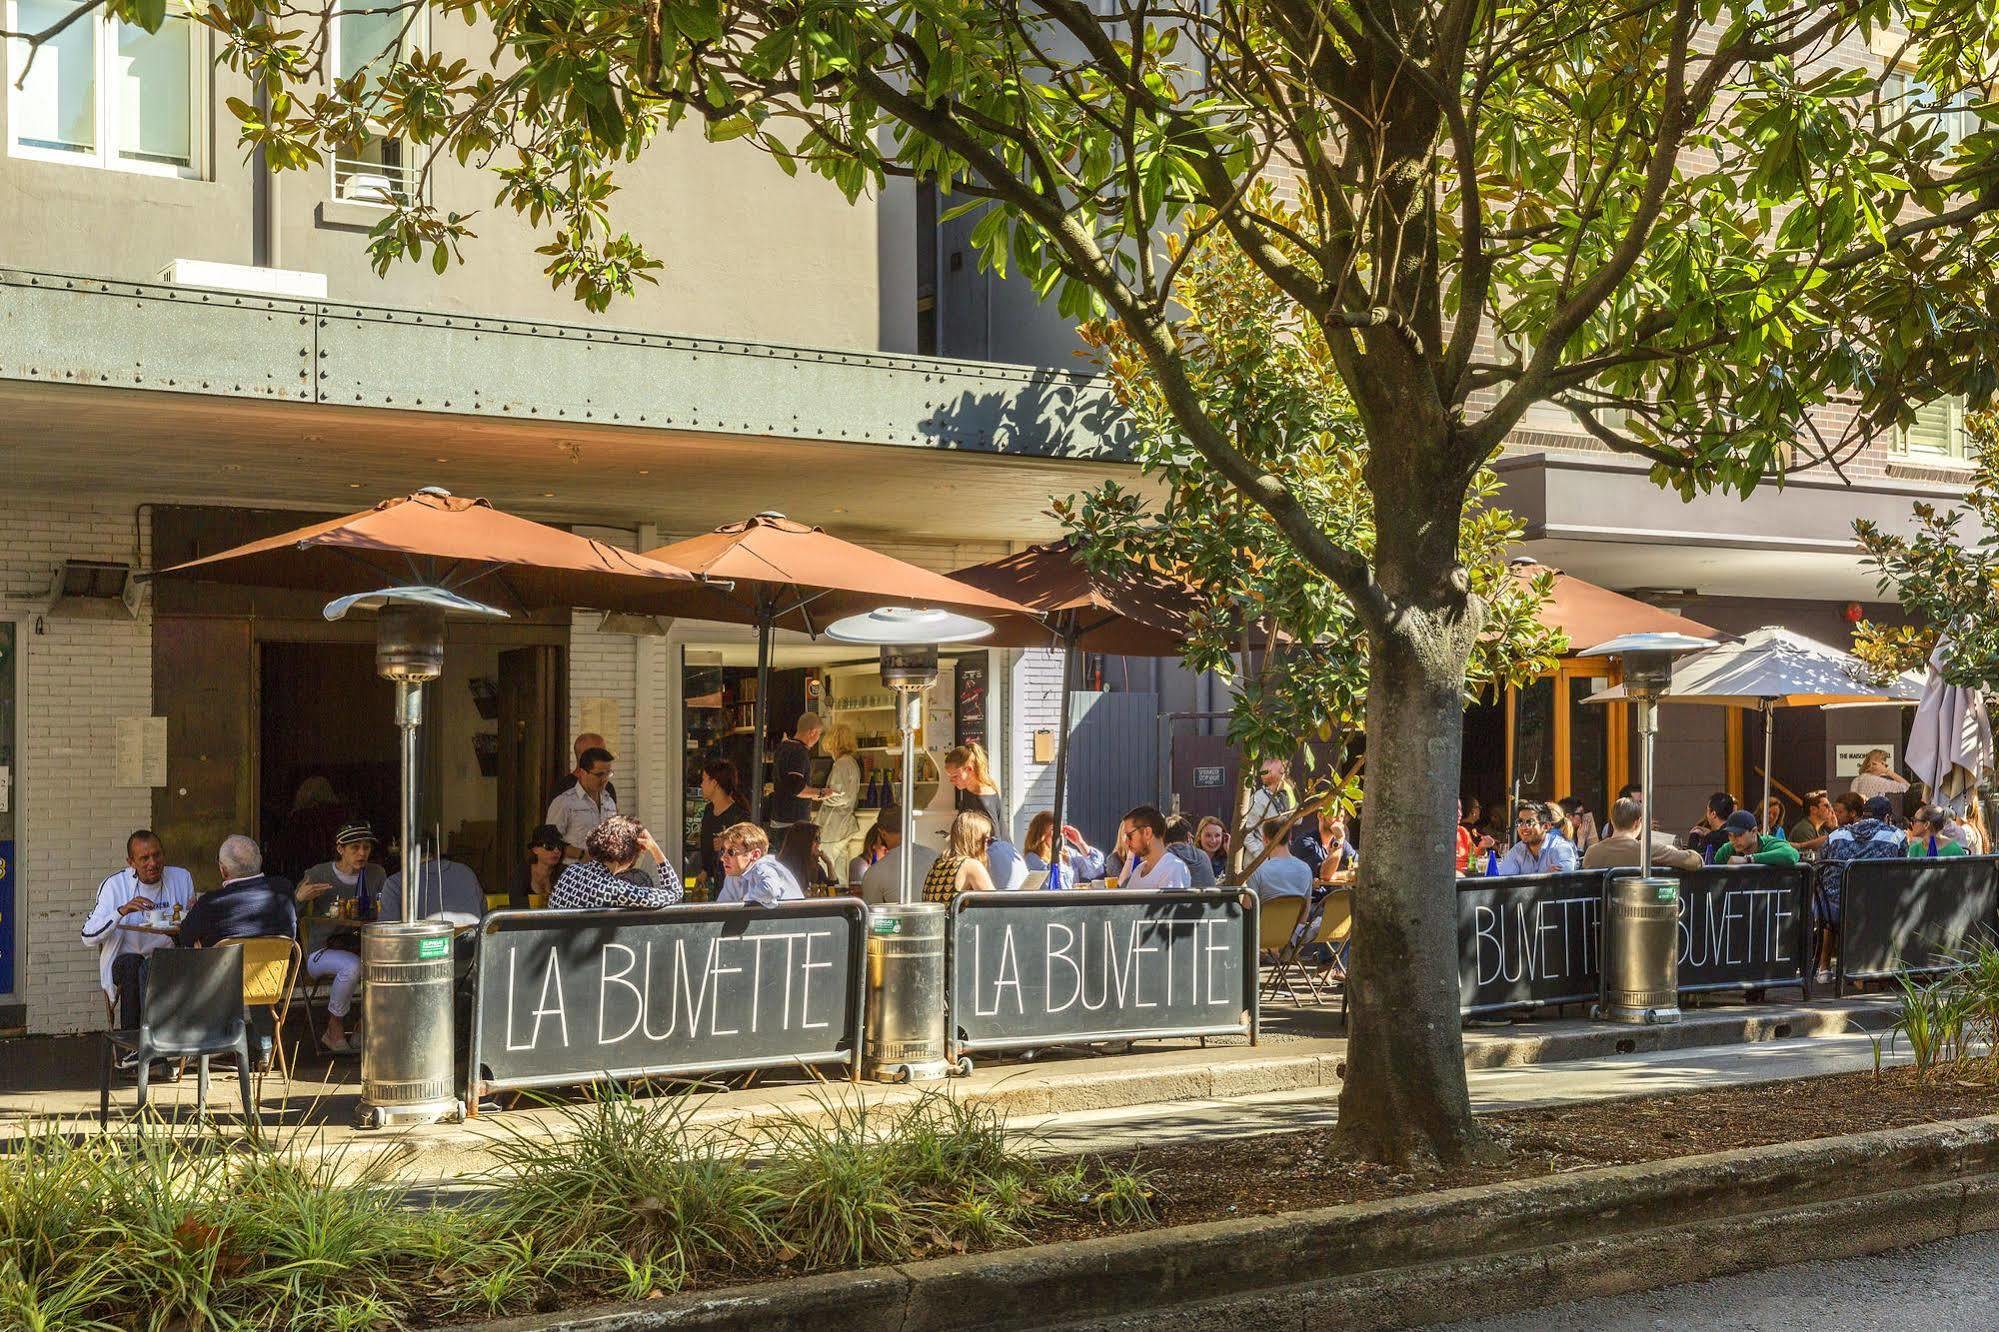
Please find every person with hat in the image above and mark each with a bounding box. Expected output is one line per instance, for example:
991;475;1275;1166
511;823;567;908
1719;809;1801;868
296;822;381;1052
1813;795;1907;983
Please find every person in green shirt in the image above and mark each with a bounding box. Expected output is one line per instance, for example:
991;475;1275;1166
1907;805;1970;857
1721;810;1801;867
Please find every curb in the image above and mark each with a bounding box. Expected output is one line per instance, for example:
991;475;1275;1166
447;1113;1999;1331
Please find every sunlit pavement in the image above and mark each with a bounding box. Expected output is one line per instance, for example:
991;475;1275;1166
1427;1229;1999;1331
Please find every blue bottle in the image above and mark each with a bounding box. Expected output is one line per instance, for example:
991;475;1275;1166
1484;848;1499;876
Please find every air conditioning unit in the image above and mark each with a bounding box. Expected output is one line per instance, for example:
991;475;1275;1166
158;258;328;300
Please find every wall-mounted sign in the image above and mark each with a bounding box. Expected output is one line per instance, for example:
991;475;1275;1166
1835;743;1895;777
1193;766;1226;788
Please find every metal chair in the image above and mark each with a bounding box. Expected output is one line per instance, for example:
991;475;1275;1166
99;948;253;1128
225;935;301;1108
1302;888;1354;1005
1255;894;1311;1004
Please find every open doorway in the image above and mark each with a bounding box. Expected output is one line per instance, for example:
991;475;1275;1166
258;641;397;883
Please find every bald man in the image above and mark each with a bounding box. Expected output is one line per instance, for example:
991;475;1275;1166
549;731;619;806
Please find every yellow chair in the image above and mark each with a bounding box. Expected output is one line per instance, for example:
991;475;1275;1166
1303;889;1354;1006
1255;895;1310;1005
225;935;301;1113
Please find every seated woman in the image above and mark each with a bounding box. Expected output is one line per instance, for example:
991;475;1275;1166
848;822;889;891
549;816;685;910
775;822;838;896
510;823;566;908
295;822;379;1054
1023;810;1100;886
922;811;1000;903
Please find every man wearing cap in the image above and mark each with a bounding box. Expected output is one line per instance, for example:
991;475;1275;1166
1814;795;1906;982
296;823;380;1053
1719;809;1802;868
546;746;618;858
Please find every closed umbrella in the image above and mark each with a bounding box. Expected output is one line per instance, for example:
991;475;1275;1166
1908;635;1993;811
638;513;1029;823
1595;626;1926;836
950;540;1193;856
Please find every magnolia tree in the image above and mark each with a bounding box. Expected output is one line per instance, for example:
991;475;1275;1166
1057;201;1564;850
1855;416;1999;685
23;0;1999;1160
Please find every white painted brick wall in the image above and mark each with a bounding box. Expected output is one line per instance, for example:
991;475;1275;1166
568;526;657;833
0;500;152;1034
1008;647;1067;844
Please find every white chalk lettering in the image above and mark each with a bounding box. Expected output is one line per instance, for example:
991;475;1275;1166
1046;922;1080;1013
598;943;644;1046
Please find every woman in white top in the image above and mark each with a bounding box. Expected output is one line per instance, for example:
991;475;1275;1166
1849;749;1911;803
815;723;864;871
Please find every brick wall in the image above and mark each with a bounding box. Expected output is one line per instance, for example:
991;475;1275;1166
1;499;152;1034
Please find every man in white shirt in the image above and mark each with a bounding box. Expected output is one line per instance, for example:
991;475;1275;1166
1239;759;1295;861
81;829;195;1032
545;746;617;858
1119;805;1192;891
714;823;806;906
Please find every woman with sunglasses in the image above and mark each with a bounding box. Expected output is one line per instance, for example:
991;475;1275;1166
923;811;1000;903
511;823;567;908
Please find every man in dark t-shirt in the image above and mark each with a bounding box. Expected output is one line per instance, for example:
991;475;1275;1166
768;712;825;827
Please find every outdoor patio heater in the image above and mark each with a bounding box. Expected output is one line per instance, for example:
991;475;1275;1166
327;584;506;1128
1581;632;1714;1024
827;606;991;1081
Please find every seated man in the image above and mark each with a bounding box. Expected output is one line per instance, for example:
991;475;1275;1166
176;835;299;1067
82;829;196;1046
1582;797;1702;872
1684;793;1738;862
178;835;299;949
1164;816;1220;888
1814;795;1906;982
1246;818;1314;906
715;823;805;905
379;854;487;925
1291;809;1358;881
1495;802;1578;875
860;810;941;905
1719;809;1801;867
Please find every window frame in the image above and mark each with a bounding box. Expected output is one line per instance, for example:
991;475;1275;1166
4;0;206;180
1897;394;1968;460
325;0;427;208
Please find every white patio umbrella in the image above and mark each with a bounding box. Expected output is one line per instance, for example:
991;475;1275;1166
1594;626;1925;831
1907;635;1993;811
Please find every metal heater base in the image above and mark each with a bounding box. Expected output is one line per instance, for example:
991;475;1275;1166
353;1096;465;1130
864;1057;968;1083
1592;1003;1682;1026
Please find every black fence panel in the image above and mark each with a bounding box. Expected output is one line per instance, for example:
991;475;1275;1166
1839;855;1999;991
467;900;868;1105
948;888;1256;1058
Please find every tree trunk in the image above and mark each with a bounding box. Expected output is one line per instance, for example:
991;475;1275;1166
1335;605;1483;1165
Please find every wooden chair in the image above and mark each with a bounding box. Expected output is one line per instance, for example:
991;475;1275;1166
1302;888;1354;1006
1255;895;1310;1005
224;935;301;1109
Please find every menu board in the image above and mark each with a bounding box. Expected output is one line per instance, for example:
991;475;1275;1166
954;656;989;747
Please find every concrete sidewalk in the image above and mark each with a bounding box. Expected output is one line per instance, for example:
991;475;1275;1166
0;994;1897;1181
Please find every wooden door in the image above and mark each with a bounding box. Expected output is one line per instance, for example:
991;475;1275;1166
154;617;255;891
497;646;565;876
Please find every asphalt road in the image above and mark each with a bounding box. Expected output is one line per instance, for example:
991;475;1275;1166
1428;1231;1999;1331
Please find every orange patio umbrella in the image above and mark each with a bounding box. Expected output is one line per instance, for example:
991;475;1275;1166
153;487;702;614
1510;558;1717;652
639;512;1031;822
950;539;1197;854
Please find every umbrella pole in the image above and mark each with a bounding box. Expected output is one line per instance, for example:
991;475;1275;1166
1051;632;1078;882
1761;699;1774;837
750;602;773;827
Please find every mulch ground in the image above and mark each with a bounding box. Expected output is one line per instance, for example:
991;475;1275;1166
1050;1065;1999;1238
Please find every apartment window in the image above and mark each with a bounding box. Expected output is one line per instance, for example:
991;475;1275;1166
329;0;421;205
1881;72;1975;155
6;0;201;177
1900;394;1967;458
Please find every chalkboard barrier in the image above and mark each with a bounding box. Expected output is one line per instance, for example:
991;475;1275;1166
947;888;1257;1058
1839;855;1999;992
1457;873;1606;1015
467;901;868;1106
1459;867;1813;1015
1666;864;1812;995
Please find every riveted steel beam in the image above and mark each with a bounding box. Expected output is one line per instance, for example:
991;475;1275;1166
0;268;1130;462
